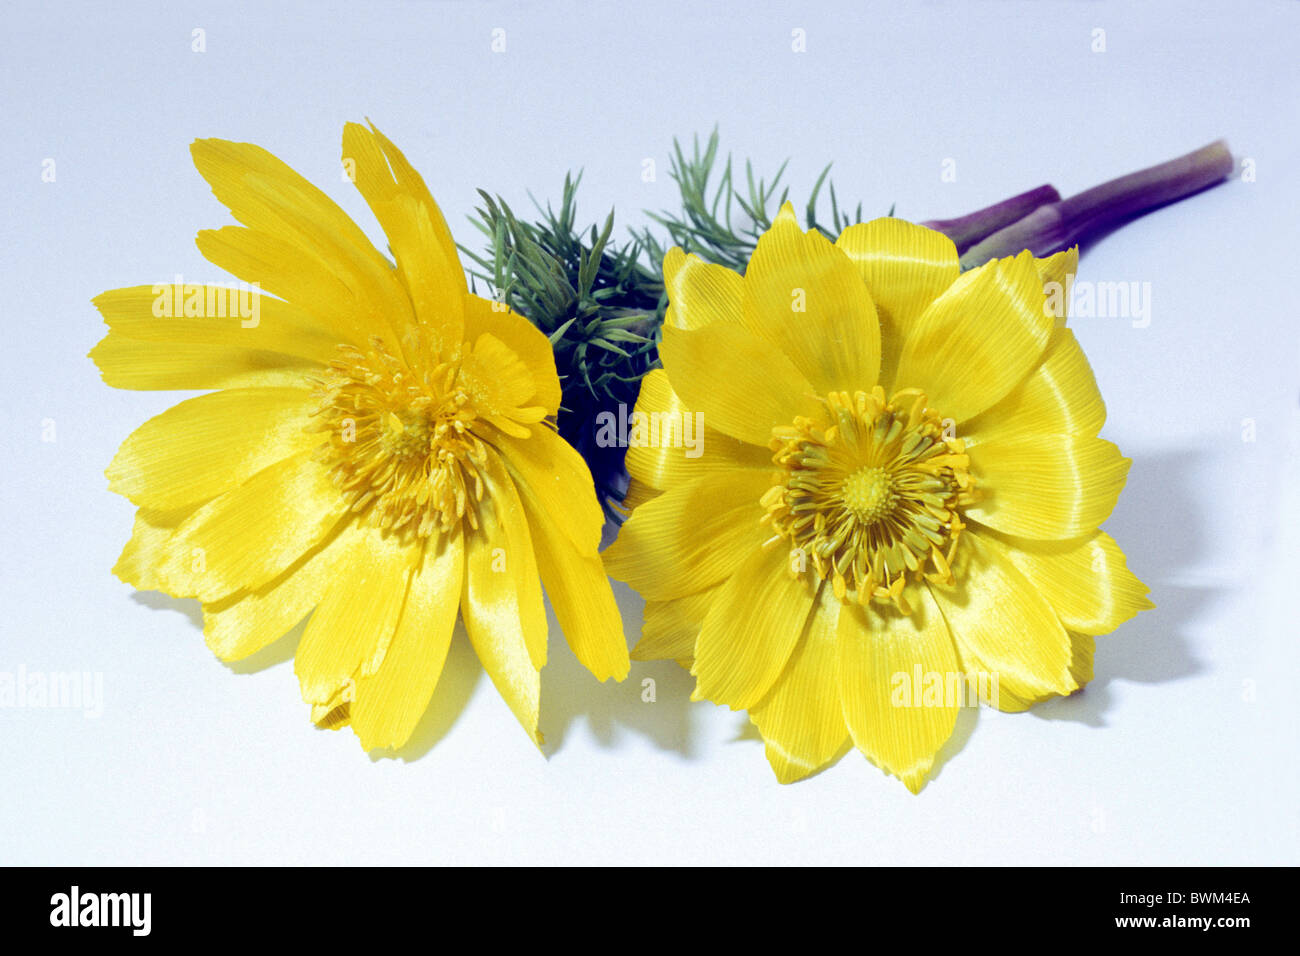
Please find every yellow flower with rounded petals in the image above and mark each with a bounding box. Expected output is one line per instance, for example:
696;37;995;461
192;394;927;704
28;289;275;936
604;202;1152;792
93;123;629;752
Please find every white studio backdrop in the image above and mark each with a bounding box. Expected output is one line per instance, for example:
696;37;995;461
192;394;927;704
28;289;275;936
1;0;1297;864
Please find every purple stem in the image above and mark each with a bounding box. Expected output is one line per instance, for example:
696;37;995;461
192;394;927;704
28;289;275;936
959;140;1234;269
921;184;1061;255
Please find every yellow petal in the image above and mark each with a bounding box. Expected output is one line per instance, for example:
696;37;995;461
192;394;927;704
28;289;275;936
351;529;465;751
966;435;1130;539
106;387;320;512
893;250;1054;423
662;246;743;330
929;530;1076;711
156;452;348;602
459;332;544;436
622;369;771;492
658;320;822;446
343;122;466;290
691;546;819;710
1037;247;1079;326
619;476;660;513
1068;632;1096;687
462;295;562;416
191;136;388;270
634;587;718;662
89;332;317;391
602;469;772;601
488;423;604;556
311;691;351;730
192;136;414;346
112;507;195;593
751;586;848;783
462;515;542;745
378;195;467;355
194;225;373;346
741;204;881;394
507;462;629;682
342;122;464;347
981;529;1153;636
90;284;347;365
201;521;354;662
293;520;416;704
478;450;548;670
538;526;629;682
838;586;958;793
834;217;960;387
961;329;1106;447
1037;247;1078;289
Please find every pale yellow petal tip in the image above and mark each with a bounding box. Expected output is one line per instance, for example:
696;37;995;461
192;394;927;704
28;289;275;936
689;684;749;712
1130;571;1157;612
687;677;732;706
87;339;112;376
111;545;176;598
900;770;931;795
1045;245;1081;276
854;743;937;794
661;245;687;281
354;727;417;755
885;756;935;794
200;624;242;665
589;654;632;683
763;741;826;785
187;137;225;165
109;558;151;593
773;200;800;227
576;650;631;683
108;558;131;585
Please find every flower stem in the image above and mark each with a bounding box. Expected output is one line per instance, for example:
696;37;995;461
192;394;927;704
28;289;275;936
959;140;1233;269
921;184;1061;254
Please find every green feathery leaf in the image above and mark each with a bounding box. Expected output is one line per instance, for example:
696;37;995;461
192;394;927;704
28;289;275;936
464;129;886;516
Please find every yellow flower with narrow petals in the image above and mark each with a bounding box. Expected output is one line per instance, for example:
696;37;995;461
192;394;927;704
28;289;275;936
604;202;1152;791
93;123;629;752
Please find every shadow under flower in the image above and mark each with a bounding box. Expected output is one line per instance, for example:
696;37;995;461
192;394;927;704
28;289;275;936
539;582;699;760
131;589;203;632
1032;448;1209;726
129;588;483;758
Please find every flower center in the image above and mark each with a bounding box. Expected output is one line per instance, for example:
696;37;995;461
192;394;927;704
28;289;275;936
312;337;487;538
841;466;896;524
761;387;976;613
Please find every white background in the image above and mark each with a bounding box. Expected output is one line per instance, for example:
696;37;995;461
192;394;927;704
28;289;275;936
2;0;1297;865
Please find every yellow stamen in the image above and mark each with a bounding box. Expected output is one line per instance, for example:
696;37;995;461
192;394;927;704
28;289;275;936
312;336;494;538
762;389;973;611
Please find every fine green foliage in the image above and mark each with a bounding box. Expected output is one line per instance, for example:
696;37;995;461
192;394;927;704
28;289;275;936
636;129;869;272
462;129;878;514
462;174;663;414
461;176;663;514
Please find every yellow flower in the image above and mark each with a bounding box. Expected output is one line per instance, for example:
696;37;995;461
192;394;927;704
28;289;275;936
604;203;1152;791
93;123;629;752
